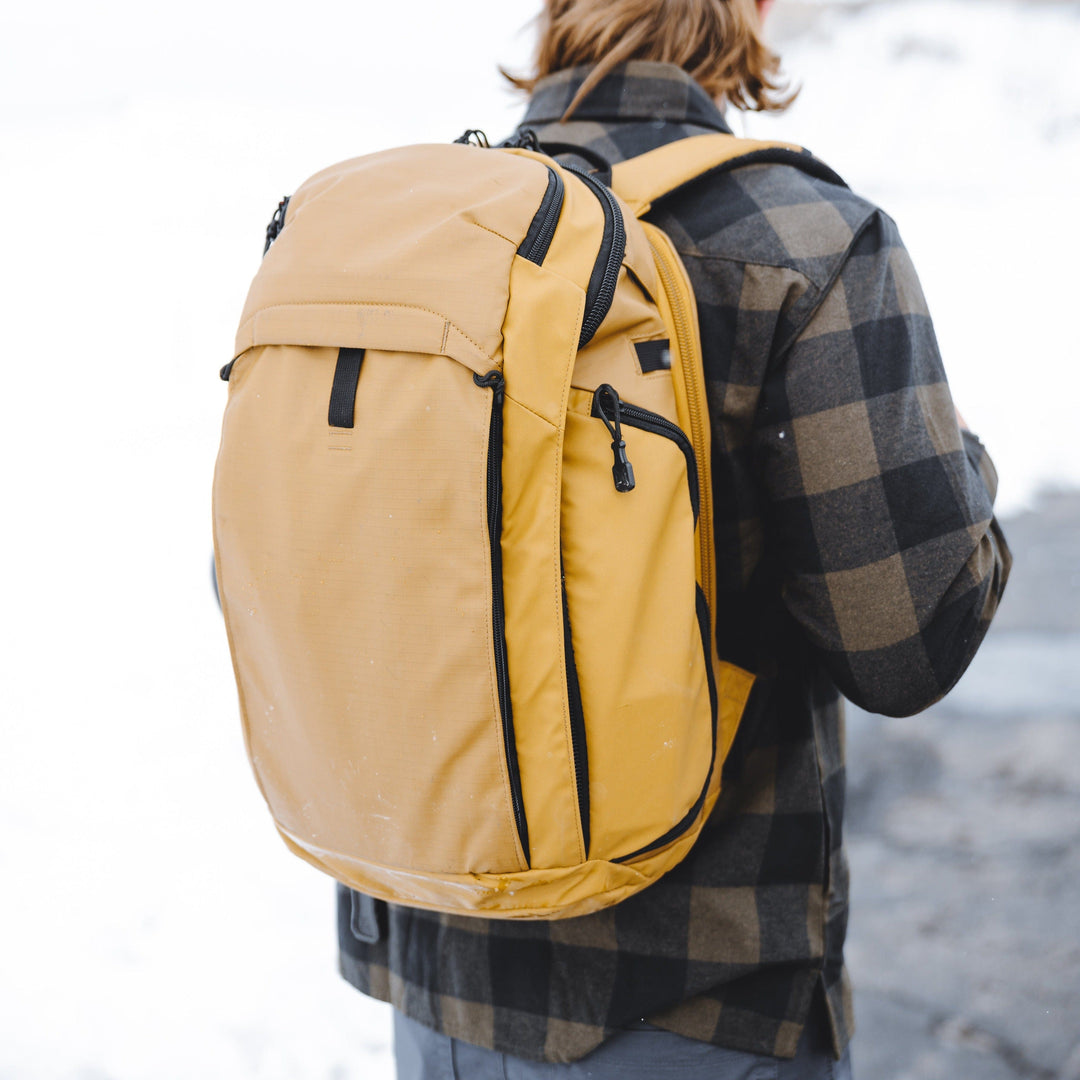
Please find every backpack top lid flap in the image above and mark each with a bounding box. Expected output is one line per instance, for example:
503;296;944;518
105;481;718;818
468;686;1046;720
233;143;558;372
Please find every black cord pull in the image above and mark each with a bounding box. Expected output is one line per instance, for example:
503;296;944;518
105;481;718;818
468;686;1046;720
263;196;290;255
596;384;635;493
454;129;490;147
504;128;541;152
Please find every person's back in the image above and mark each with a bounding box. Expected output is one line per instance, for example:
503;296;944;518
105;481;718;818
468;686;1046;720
337;2;1011;1076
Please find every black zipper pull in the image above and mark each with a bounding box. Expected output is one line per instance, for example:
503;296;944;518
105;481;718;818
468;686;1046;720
506;128;542;152
595;384;635;493
453;129;490;147
474;369;505;402
263;195;290;255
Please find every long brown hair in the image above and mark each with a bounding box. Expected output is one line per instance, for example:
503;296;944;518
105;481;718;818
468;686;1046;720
504;0;796;121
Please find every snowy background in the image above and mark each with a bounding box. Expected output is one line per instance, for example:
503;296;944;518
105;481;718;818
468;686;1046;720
2;1;1078;1077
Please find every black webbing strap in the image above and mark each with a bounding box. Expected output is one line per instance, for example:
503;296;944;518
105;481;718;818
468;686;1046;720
634;339;671;373
328;347;365;428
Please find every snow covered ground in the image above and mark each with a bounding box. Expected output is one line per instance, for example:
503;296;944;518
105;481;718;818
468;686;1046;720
1;1;1077;1077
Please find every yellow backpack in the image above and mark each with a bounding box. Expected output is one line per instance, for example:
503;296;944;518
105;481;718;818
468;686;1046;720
213;132;807;919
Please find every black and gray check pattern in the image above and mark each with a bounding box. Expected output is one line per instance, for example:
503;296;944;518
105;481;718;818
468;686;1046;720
337;62;1011;1064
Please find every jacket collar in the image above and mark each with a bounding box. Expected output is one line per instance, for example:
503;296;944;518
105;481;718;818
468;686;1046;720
520;61;733;134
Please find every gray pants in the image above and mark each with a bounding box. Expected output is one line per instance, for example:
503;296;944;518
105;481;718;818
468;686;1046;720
394;1011;854;1080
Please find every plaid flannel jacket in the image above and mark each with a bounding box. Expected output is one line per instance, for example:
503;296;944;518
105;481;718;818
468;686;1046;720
337;62;1011;1063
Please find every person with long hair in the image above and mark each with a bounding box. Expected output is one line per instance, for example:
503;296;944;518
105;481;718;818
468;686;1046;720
337;3;1010;1076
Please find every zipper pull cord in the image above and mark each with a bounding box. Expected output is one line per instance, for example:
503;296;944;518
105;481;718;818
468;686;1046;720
474;369;505;403
453;129;490;147
596;384;636;493
263;195;290;256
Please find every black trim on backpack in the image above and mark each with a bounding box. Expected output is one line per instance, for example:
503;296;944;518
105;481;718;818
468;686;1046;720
566;166;626;349
517;167;565;266
475;370;531;866
634;339;671;374
500;131;625;345
328;348;366;428
561;572;590;858
220;359;236;381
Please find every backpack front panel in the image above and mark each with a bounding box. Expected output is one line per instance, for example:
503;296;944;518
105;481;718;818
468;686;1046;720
214;341;529;875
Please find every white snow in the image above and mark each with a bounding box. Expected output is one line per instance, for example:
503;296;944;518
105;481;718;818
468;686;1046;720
1;1;1077;1077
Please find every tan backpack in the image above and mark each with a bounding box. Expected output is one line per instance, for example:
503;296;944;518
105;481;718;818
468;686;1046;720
213;132;809;919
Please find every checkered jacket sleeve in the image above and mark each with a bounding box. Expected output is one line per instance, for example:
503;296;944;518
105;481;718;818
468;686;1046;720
757;209;1011;716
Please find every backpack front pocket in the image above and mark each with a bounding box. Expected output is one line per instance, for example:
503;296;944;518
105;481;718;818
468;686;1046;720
214;344;529;877
559;387;716;862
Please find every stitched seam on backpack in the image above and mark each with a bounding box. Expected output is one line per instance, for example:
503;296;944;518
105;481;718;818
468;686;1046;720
503;395;558;429
471;222;516;245
249;301;494;361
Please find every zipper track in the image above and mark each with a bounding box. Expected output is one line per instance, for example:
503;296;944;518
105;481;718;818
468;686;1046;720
646;235;715;616
517;168;565;266
561;573;590;859
565;166;626;348
592;392;699;521
475;370;530;865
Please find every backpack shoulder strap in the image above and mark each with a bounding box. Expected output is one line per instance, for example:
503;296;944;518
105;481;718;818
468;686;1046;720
610;133;845;218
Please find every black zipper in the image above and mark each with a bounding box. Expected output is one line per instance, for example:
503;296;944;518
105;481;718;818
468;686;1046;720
517;167;565;266
474;370;530;865
592;386;700;521
564;166;626;348
614;585;719;864
561;570;590;859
